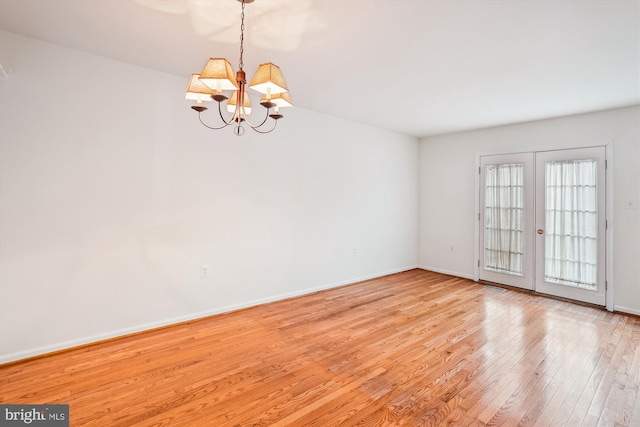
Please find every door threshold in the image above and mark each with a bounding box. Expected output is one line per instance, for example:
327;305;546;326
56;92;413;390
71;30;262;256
477;280;605;310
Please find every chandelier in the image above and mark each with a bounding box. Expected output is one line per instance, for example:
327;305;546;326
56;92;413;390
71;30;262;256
185;0;292;136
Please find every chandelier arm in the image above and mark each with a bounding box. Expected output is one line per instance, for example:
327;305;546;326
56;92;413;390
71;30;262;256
197;109;231;130
238;101;271;129
247;118;278;134
216;100;239;126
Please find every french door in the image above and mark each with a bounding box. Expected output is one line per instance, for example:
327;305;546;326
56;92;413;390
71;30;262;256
479;147;606;306
479;153;534;290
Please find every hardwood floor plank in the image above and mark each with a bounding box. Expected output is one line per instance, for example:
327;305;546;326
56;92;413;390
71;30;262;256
529;323;611;427
1;269;638;426
615;320;640;427
562;315;630;426
508;316;590;426
269;367;387;427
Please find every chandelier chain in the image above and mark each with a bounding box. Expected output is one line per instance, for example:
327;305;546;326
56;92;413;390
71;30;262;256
239;0;246;71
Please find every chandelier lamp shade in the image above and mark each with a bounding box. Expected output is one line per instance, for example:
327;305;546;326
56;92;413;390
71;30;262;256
185;0;292;136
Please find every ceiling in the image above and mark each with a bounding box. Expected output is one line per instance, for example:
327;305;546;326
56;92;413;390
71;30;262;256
0;0;638;138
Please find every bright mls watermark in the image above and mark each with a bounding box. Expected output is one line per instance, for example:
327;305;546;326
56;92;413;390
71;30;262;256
0;405;68;426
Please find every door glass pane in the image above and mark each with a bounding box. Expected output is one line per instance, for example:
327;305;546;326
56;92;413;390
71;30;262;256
544;159;597;289
484;163;524;276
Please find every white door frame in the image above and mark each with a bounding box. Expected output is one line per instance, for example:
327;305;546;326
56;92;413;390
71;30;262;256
474;144;614;311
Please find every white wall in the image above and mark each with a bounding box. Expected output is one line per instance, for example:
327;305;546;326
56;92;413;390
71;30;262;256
418;106;640;314
0;31;419;363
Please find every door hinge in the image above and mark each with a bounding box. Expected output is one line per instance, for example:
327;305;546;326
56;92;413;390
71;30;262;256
479;166;481;175
606;281;608;290
478;213;481;220
605;220;608;230
605;160;608;169
478;260;480;267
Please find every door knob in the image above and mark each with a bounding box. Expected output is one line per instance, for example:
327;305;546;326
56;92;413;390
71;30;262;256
537;229;544;234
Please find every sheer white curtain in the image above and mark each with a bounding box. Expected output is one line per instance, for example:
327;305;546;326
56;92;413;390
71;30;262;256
484;163;524;275
544;159;598;289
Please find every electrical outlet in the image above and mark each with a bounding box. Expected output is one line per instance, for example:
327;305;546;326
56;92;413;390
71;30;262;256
200;265;209;279
450;245;455;251
353;248;359;257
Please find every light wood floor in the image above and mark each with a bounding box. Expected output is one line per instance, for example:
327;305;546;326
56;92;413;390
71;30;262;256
1;269;639;426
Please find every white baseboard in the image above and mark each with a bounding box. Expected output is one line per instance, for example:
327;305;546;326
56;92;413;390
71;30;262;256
416;265;475;280
0;265;420;364
613;305;640;316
